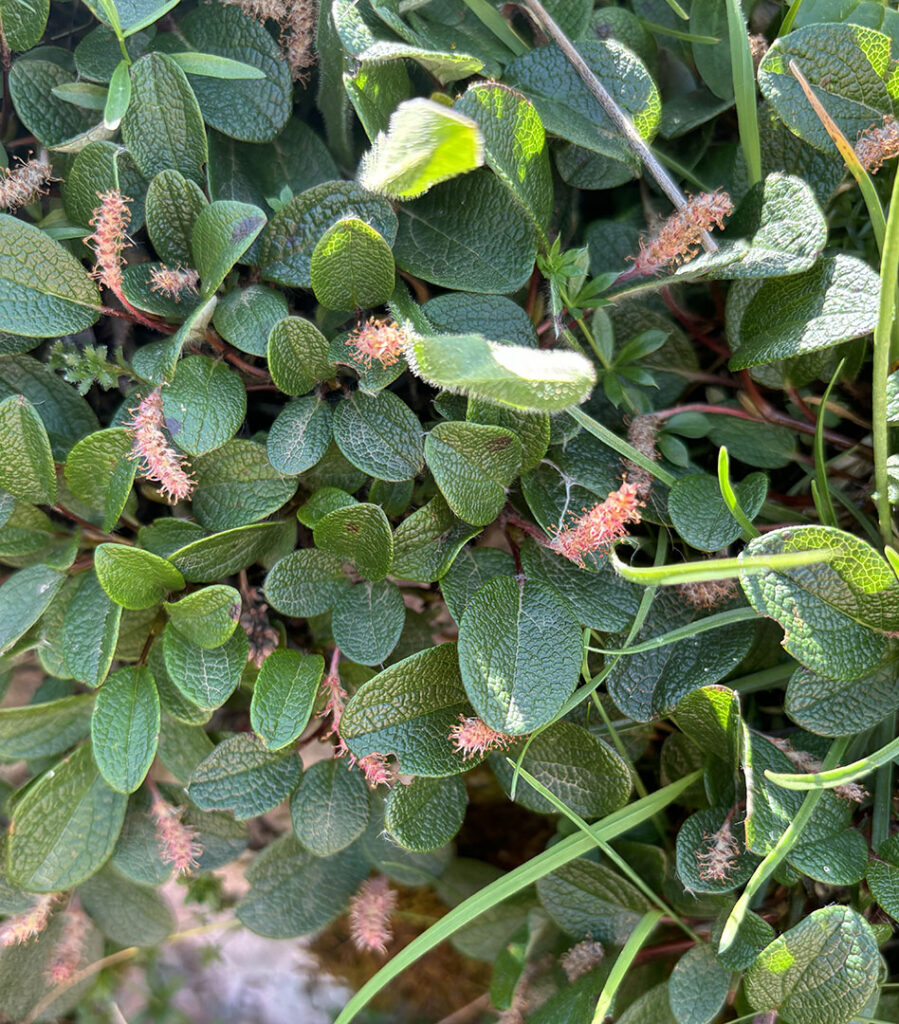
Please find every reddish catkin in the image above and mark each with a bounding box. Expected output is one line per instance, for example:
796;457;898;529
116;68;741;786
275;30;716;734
346;318;407;368
348;877;397;954
0;894;57;947
356;752;398;787
84;189;132;292
855;116;899;173
126;389;195;503
629;190;734;277
549;479;642;566
677;578;739;610
149;786;202;875
0;157;53;212
449;715;516;760
149;264;200;301
45;910;87;985
625;415;659;501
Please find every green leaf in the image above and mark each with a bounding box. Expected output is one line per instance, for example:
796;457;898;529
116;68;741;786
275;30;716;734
394;170;536;293
505;40;659;165
866;833;899;919
81;0;180;35
0;564;65;655
536;857;652;944
786;644;899;736
0;214;100;336
0;0;49;50
744;906;881;1024
425;421;521;526
167;52;266;79
740;525;899;677
104;59;131;130
408;333;596;411
440;546;516;624
297;487;357;527
8;59;98;149
520;538;640;632
333;390;423;482
162;623;248;709
467;398;548;473
64;427;136;532
94;543;184;610
758;22;899;152
493;722;632;818
391;494;480;582
165;584;242;650
604;594;755;722
122;53;208;185
267;397;333;475
188;733;301;819
258;181;397;288
161;355;246;455
454;82;553;233
250;649;324;750
424;292;538;349
191;200;266;297
62;570;122;687
669;471;767;551
355;40;483;83
91;665;160;794
168;521;283;582
145;168;207;265
0;695;93;760
310;218;395;311
331;580;406;666
345;59;411;142
213;285;288;357
728;255;880;369
176;3;291;143
266;316;332;395
0;355;98;459
458;576;582;734
8;743;128;891
236;834;368;938
78;862;174;946
340;643;472;776
385;775;467;852
669;944;731;1024
191;438;296;530
358;98;484;200
264;548;349;617
0;394;56;505
313;502;393;581
290;758;370;855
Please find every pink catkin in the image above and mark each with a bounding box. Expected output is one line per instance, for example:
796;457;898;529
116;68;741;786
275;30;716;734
348;877;397;954
149;264;200;302
45;910;87;985
678;579;739;610
150;788;202;875
549;479;642;566
629;190;734;277
449;715;516;760
346;318;407;368
0;894;57;948
126;389;195;503
85;189;131;293
560;937;605;982
0;157;53;212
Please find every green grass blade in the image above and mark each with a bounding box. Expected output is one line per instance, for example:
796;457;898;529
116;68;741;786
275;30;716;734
569;406;677;487
333;771;703;1024
589;606;759;655
719;737;849;952
458;0;527;55
725;0;761;186
812;360;844;528
592;910;664;1022
717;446;760;539
765;732;899;791
609;546;837;586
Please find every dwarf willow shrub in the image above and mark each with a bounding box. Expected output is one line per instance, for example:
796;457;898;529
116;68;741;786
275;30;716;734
1;0;899;1020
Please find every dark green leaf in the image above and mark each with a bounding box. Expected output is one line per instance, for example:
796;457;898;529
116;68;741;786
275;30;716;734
91;665;160;793
290;758;370;855
250;649;324;750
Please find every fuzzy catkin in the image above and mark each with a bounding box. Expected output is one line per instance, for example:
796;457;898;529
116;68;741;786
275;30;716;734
630;190;734;277
126;389;195;503
855;116;899;173
0;157;53;211
84;189;132;292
